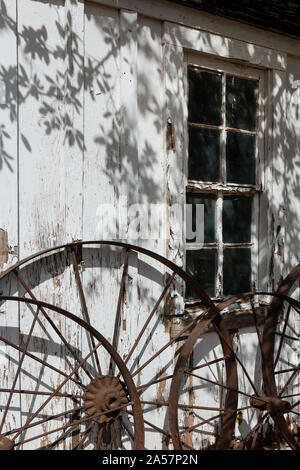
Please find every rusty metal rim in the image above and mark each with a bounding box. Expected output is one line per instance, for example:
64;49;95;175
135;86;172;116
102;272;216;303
169;308;238;450
0;241;218;313
0;295;145;450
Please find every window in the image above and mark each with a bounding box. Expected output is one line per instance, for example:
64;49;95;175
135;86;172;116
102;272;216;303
185;55;264;302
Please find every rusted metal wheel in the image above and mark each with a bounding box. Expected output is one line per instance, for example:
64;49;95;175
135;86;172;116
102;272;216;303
261;265;300;450
169;305;239;450
0;241;236;449
0;297;144;450
170;285;300;450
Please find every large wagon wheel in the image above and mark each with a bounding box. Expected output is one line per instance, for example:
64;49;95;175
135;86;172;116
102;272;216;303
169;286;300;450
0;241;237;449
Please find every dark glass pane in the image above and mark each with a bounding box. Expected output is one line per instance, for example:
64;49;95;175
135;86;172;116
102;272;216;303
186;193;216;243
188;68;222;125
226;75;258;131
226;132;256;185
223;196;252;243
223;248;251;295
186;249;217;299
188;127;220;182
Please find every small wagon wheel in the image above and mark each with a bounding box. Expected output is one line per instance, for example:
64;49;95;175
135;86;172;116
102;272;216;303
0;241;237;449
169;286;300;450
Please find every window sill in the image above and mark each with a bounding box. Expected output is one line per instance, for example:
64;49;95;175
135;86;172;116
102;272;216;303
186;180;262;195
183;300;271;333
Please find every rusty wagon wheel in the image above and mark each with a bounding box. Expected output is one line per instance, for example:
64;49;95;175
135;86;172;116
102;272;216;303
0;241;237;449
169;286;300;450
0;296;145;450
261;265;300;450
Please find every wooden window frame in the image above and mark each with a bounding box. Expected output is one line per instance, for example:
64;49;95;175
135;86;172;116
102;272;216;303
185;54;265;301
164;21;287;312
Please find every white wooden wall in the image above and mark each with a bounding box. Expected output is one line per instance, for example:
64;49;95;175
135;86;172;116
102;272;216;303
0;0;299;449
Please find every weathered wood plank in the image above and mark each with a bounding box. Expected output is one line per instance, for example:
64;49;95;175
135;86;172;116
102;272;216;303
0;0;18;270
90;0;300;57
17;0;74;448
164;43;186;315
0;0;21;440
164;22;287;71
166;0;300;39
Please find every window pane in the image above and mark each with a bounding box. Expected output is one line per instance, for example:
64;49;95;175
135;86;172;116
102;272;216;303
188;127;221;182
186;193;216;243
188;68;222;125
223;196;252;243
186;249;217;299
226;132;256;185
226;75;258;131
223;248;251;295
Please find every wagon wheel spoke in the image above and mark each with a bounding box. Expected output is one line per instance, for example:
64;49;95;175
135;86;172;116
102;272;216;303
74;422;94;450
2;406;84;439
110;420;118;448
109;249;129;375
137;373;174;391
185;370;266;403
0;334;81;387
275;366;299;375
71;245;102;376
136;356;227;393
248;295;264;360
131;412;200;450
15;413;95;448
141;400;240;413
131;312;206;380
213;312;260;397
95;423;105;450
0;388;82;399
249;411;264;450
242;412;269;450
179;411;224;435
16;409;99;448
13;270;91;384
275;332;300;342
15;402;133;448
0;303;41;435
290;399;300;408
279;363;300;398
41;425;75;450
274;303;292;370
12;340;103;442
121;420;134;442
123;271;176;367
187;356;228;373
127;411;170;440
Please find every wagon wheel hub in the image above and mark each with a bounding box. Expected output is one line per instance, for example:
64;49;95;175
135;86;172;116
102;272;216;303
0;435;14;451
83;376;128;424
250;395;291;414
